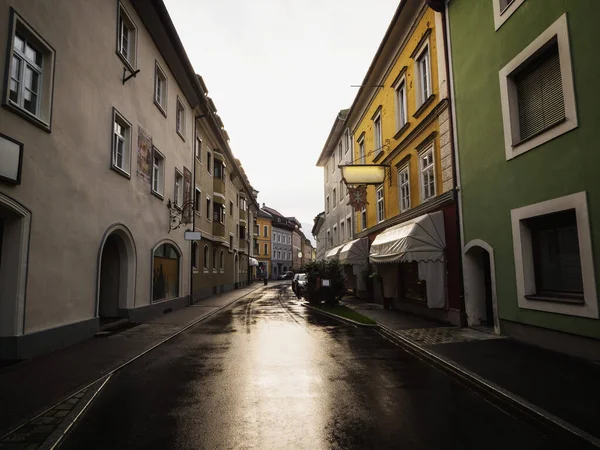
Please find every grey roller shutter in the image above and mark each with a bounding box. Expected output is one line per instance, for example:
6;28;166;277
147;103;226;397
516;45;565;142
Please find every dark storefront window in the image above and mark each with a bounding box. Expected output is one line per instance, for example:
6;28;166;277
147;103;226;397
153;243;180;301
400;262;426;302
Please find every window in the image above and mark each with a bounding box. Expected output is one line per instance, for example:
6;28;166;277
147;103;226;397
117;4;137;68
206;198;211;221
376;185;384;223
111;109;131;175
511;192;597;318
499;15;576;161
326;196;330;214
203;245;209;270
212;248;217;271
338;142;343;164
176;97;185;139
191;242;198;269
174;170;183;206
358;137;365;164
415;45;431;106
154;62;167;114
5;10;56;130
331;156;335;173
151;147;165;197
493;0;526;30
207;151;212;174
395;80;407;130
278;250;281;259
278;234;281;243
346;218;351;240
263;225;268;237
213;203;225;224
398;166;410;212
230;201;234;216
345;129;351;154
195;137;202;162
373;113;382;156
340;222;345;242
419;146;436;201
324;165;328;183
152;243;179;301
333;226;337;245
339;181;344;201
264;243;268;255
327;230;331;246
220;250;224;271
195;188;201;214
361;207;367;231
229;234;234;249
333;188;337;206
214;159;224;180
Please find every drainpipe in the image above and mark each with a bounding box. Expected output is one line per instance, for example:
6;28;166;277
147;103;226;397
441;1;468;326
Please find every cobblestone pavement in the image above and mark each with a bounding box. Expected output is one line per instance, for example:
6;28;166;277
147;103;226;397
396;326;506;346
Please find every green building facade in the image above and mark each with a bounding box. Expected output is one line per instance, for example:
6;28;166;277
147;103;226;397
447;0;600;358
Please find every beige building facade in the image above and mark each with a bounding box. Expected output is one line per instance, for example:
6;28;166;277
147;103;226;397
0;0;256;359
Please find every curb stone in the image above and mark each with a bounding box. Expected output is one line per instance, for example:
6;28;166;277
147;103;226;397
303;303;378;327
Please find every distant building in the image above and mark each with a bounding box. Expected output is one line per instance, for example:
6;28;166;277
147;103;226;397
255;208;273;279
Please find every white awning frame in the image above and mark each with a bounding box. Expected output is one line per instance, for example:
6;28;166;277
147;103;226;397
369;211;446;264
324;244;345;260
249;257;259;266
339;237;370;265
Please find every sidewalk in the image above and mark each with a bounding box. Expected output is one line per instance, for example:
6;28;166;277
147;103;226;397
341;296;600;446
0;283;265;438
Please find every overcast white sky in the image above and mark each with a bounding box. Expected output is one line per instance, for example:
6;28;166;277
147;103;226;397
165;0;399;242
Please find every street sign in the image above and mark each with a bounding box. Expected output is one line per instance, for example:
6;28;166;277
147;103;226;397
184;231;202;241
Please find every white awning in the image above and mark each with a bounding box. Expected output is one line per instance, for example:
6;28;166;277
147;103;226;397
324;244;345;260
339;238;369;265
249;257;259;267
369;211;445;263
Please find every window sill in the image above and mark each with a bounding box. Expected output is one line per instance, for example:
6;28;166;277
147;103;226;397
116;51;137;74
177;129;185;142
203;269;209;274
4;101;51;133
154;100;167;117
512;117;566;149
393;122;410;141
151;189;164;201
111;164;131;179
195;157;202;164
524;294;585;305
413;94;436;119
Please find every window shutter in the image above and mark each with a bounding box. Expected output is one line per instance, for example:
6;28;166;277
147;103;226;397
516;46;565;142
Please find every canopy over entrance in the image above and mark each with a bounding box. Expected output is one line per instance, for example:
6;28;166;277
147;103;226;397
369;211;445;264
249;257;259;267
339;238;369;265
324;244;345;260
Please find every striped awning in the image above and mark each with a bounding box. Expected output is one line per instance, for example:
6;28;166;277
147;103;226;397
324;244;345;260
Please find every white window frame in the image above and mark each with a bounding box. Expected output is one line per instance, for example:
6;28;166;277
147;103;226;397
414;41;432;107
338;142;343;163
345;129;351;154
373;112;382;156
174;170;183;207
154;61;167;115
397;165;410;212
151;147;165;197
499;14;577;161
263;225;268;237
194;188;201;215
361;207;367;231
376;185;384;223
4;9;56;131
393;76;408;131
117;3;137;69
493;0;526;31
176;96;186;140
195;136;202;162
510;192;597;318
358;136;365;164
419;144;436;202
111;108;131;176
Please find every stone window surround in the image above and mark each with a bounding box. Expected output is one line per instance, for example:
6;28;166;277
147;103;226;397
499;13;577;161
510;191;598;319
493;0;526;31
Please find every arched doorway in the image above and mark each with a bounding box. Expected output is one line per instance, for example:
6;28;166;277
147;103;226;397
0;193;31;338
152;242;181;301
464;240;499;333
97;225;136;321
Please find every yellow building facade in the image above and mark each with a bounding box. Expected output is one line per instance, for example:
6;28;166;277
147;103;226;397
255;211;272;279
345;0;462;325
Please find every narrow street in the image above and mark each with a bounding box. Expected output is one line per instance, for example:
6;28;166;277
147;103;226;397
56;284;558;450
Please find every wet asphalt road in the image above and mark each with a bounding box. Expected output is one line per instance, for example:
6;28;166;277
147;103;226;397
60;285;561;450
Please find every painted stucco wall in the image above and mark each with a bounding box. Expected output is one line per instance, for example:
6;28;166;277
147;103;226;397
0;0;194;334
351;6;448;232
449;0;600;338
